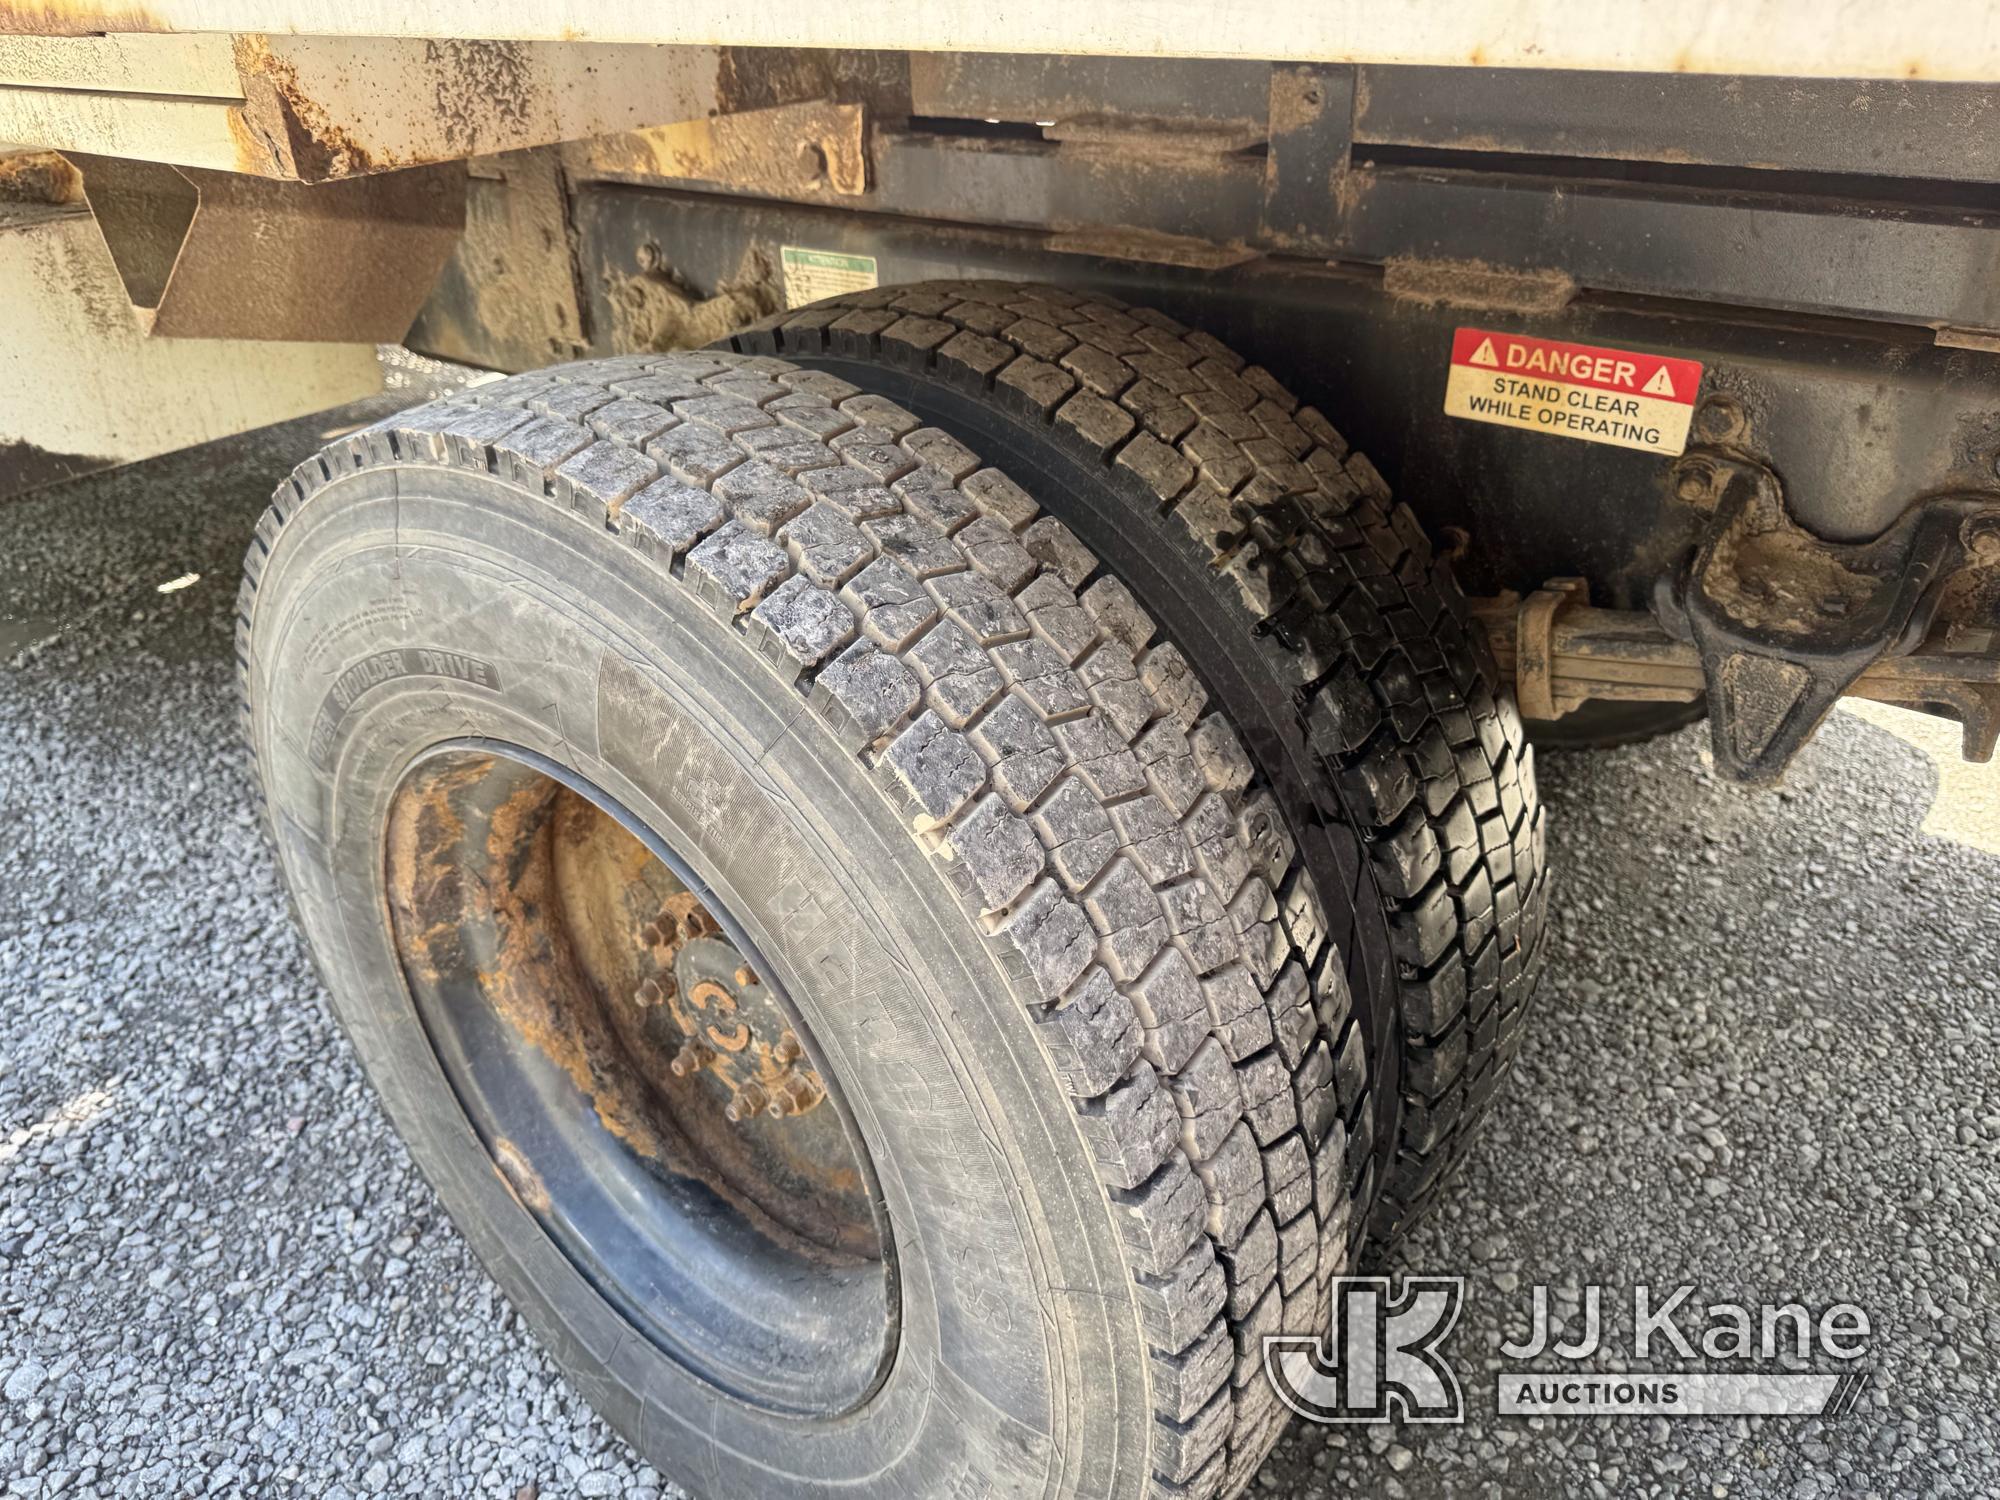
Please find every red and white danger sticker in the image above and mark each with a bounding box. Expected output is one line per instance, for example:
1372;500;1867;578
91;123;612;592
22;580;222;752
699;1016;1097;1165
1443;328;1705;456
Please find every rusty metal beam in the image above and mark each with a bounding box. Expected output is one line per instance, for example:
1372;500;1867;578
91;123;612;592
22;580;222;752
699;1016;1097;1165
0;35;744;180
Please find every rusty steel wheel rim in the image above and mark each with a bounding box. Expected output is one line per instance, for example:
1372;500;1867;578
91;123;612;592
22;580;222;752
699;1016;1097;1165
384;741;897;1417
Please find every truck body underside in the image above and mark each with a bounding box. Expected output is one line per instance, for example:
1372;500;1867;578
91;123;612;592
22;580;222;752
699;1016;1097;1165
2;19;1996;782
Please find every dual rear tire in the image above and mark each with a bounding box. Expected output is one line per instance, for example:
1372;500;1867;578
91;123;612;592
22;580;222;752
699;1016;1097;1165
727;283;1550;1241
241;284;1549;1499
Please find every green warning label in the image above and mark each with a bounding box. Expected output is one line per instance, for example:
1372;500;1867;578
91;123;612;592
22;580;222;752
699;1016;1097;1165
781;246;879;309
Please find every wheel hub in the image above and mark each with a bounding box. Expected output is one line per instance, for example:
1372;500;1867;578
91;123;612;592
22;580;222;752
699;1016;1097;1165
382;745;895;1416
636;897;828;1123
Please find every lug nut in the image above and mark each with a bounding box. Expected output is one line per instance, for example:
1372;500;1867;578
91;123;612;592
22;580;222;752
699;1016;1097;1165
768;1080;824;1120
726;1082;769;1122
668;1039;714;1077
764;1074;822;1118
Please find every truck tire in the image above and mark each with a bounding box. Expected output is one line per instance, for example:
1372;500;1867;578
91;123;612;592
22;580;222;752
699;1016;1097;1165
723;282;1551;1244
240;351;1362;1499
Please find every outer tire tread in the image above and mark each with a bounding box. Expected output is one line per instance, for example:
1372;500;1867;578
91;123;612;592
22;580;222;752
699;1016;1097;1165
237;350;1359;1494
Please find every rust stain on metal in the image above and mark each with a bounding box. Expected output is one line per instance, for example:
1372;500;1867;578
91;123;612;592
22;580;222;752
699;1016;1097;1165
231;35;380;180
0;150;81;205
1937;327;2000;355
1383;255;1578;314
0;0;166;35
224;100;287;179
388;768;668;1158
383;754;481;987
640;890;826;1122
227;35;552;182
479;781;679;1161
388;762;881;1263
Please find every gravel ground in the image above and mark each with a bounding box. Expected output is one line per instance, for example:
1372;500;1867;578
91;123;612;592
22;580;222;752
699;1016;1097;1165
1;404;1996;1499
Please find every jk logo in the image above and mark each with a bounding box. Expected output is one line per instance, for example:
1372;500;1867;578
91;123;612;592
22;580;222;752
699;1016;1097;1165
1264;1276;1465;1424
